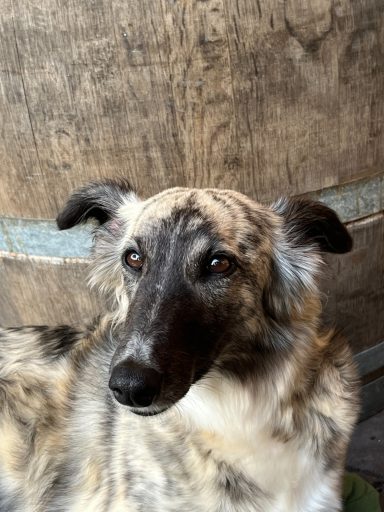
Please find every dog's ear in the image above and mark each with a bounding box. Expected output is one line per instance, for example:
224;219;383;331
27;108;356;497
56;180;138;230
272;197;352;254
264;198;352;321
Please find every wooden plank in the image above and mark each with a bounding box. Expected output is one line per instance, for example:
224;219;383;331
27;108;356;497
1;0;137;218
0;254;101;326
0;0;187;218
0;0;43;211
223;0;384;201
322;213;384;354
360;376;384;421
355;341;384;377
354;340;384;421
110;0;185;189
0;0;382;218
160;0;239;190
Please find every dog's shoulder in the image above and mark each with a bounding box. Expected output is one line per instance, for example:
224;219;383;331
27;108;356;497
0;323;97;426
0;323;103;509
0;323;99;363
0;324;87;381
314;330;360;407
292;330;360;470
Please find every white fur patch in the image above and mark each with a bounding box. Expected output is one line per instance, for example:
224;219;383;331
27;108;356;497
177;371;341;512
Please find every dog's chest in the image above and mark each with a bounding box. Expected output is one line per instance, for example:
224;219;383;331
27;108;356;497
193;428;333;512
59;377;339;511
101;411;334;512
195;427;325;510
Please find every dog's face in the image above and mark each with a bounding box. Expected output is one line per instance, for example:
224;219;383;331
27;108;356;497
57;181;352;415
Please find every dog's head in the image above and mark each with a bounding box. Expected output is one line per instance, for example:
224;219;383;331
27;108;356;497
57;180;352;415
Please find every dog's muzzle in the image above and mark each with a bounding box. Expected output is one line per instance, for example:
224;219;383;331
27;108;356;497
109;361;163;408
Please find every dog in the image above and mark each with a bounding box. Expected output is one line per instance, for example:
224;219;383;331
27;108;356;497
0;180;359;511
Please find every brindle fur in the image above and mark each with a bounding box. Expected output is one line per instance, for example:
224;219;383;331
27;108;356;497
0;182;359;511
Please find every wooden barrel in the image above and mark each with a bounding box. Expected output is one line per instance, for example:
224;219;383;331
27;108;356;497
1;0;383;414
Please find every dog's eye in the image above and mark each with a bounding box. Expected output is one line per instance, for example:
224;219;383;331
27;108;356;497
207;255;232;274
124;250;143;270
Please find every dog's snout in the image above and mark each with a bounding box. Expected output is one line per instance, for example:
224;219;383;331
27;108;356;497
109;362;162;408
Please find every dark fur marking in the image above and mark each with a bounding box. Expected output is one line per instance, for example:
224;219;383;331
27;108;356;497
218;462;265;506
206;191;237;215
141;204;221;263
38;326;84;358
214;195;263;244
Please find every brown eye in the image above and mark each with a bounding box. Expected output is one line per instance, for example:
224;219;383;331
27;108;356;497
124;250;143;270
207;255;232;274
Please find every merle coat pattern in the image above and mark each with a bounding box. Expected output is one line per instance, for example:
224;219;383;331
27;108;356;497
0;181;359;511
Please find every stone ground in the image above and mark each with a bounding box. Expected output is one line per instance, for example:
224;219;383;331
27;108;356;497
347;408;384;508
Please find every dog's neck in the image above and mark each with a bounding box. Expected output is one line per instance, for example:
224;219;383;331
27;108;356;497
175;313;324;445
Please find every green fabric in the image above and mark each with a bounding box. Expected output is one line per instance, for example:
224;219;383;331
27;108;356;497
343;472;381;512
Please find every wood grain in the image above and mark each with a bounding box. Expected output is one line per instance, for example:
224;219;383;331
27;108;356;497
0;254;101;327
0;0;383;218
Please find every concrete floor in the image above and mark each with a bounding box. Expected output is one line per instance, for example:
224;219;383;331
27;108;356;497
347;408;384;502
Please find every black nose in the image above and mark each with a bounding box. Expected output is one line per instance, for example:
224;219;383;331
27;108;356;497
109;361;162;407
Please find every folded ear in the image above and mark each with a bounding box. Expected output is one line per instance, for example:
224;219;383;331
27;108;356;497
272;197;353;254
56;179;138;230
264;198;352;321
